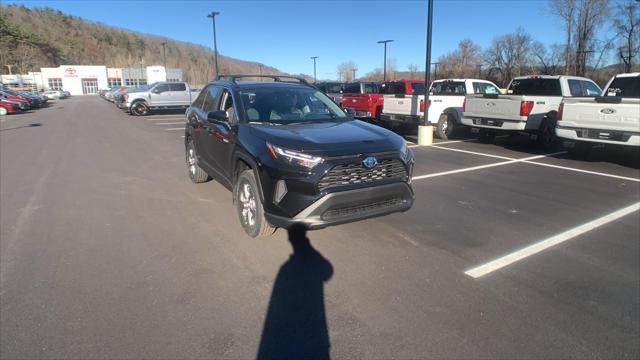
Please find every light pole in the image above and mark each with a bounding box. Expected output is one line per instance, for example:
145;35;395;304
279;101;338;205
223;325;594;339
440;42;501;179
207;11;220;79
161;42;167;68
310;56;319;83
377;39;393;81
352;68;357;81
418;0;434;146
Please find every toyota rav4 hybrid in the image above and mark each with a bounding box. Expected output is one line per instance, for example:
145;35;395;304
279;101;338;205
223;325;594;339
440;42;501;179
184;75;415;237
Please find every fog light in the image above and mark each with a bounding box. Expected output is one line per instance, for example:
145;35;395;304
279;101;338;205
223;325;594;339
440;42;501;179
273;180;287;204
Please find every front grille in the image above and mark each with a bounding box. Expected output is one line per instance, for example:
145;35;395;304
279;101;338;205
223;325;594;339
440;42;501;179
318;159;407;192
322;198;404;221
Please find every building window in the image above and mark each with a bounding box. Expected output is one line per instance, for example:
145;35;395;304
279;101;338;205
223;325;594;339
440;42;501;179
48;78;63;90
167;78;180;82
108;78;122;88
124;78;146;87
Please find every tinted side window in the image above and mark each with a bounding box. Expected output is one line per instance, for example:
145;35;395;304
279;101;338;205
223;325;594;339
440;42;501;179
431;81;466;95
568;80;583;96
581;81;602;96
154;84;170;93
192;86;208;108
380;82;406;95
170;83;186;91
363;83;378;94
411;83;425;95
343;83;361;94
473;82;500;95
201;86;221;112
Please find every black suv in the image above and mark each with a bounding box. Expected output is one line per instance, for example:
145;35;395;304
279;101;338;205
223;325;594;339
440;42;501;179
184;75;414;237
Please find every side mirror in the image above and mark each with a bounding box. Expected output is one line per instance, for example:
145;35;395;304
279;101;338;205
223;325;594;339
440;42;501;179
207;110;228;122
151;88;160;94
344;107;356;118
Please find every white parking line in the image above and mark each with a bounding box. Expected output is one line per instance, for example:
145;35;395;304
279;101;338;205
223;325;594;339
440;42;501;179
411;152;565;181
465;202;640;278
153;122;185;125
145;118;185;121
430;145;516;161
165;128;184;131
520;160;640;183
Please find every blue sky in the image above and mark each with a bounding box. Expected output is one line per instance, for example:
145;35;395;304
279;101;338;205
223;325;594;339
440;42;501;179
9;0;620;80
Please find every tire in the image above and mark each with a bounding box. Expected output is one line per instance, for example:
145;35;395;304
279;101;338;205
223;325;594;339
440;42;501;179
478;129;495;143
0;106;7;116
236;170;276;238
435;113;455;140
536;118;557;149
130;101;149;116
185;140;209;183
567;142;592;158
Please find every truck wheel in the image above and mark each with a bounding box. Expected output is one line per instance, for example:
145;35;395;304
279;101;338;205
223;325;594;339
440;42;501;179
185;140;209;183
0;106;7;116
478;129;495;143
236;170;276;238
567;142;592;158
536;119;557;149
435;114;455;140
131;101;149;116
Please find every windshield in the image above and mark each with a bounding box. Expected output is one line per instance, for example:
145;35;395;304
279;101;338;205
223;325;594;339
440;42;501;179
239;88;348;124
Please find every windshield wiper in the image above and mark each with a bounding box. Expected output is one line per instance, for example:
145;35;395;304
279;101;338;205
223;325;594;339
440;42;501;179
249;121;281;126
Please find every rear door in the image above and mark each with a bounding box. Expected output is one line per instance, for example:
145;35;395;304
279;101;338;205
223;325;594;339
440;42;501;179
202;88;237;181
169;83;189;106
150;83;171;106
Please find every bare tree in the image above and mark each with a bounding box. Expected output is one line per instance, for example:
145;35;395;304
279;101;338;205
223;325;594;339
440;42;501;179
483;29;534;86
574;0;609;76
612;0;639;73
436;39;482;78
531;42;564;75
407;63;419;79
337;61;357;82
386;58;397;80
549;0;576;74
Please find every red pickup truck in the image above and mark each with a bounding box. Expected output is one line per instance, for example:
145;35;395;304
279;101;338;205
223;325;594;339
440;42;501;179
341;80;425;120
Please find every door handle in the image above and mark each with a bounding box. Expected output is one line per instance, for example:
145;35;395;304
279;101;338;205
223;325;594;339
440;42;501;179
213;130;229;143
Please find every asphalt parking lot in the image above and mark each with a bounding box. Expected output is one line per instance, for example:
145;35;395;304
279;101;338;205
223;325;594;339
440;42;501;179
1;96;638;359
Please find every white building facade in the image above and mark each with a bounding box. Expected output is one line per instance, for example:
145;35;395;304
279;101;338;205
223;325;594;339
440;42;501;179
1;65;184;95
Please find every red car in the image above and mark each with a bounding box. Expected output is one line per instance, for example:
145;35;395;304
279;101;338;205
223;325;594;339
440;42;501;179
0;91;31;110
341;80;425;120
0;100;19;116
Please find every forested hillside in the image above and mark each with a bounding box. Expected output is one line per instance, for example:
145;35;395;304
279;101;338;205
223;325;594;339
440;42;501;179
0;4;293;85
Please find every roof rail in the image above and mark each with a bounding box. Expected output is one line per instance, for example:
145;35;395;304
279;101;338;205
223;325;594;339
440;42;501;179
217;74;309;85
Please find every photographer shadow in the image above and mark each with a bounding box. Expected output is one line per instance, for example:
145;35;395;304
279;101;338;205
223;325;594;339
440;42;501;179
257;226;334;360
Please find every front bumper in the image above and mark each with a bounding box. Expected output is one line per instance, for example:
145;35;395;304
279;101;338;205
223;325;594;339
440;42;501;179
461;117;526;131
264;182;414;229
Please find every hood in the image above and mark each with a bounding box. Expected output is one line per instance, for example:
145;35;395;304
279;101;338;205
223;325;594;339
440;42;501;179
248;120;403;156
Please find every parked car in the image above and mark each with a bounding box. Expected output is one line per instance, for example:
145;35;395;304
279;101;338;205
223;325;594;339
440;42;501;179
381;78;500;138
341;80;424;121
0;99;19;115
14;90;45;108
462;75;602;147
0;91;30;110
184;75;414;237
314;82;345;104
556;72;640;156
42;90;67;100
121;82;200;116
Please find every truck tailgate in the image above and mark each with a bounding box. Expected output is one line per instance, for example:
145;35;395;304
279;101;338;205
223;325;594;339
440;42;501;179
382;95;419;116
341;94;370;111
561;98;640;133
464;95;525;121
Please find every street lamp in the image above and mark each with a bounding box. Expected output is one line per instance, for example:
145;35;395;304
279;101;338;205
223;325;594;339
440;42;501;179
418;0;434;146
377;39;394;81
310;56;319;83
161;42;167;68
207;11;220;79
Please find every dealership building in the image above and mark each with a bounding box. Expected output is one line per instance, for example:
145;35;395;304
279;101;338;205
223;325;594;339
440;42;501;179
0;65;184;95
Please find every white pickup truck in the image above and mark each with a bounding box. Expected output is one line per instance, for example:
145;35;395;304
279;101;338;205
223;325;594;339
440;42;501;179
556;73;640;156
462;75;602;147
122;82;200;116
380;79;501;139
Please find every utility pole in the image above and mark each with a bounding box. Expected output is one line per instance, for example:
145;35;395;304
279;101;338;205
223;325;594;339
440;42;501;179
377;39;394;81
352;68;357;81
310;56;319;83
207;11;220;79
418;0;434;146
161;42;167;68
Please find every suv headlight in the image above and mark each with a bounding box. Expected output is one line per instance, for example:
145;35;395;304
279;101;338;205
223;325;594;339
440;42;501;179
266;142;324;169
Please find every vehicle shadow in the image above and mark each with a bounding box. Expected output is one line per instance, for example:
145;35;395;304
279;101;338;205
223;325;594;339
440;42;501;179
0;123;43;132
256;226;333;360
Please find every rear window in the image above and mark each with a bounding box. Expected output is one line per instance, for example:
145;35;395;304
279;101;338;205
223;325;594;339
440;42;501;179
380;82;407;95
343;83;361;94
362;83;378;94
430;81;466;95
605;76;640;98
508;78;561;96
